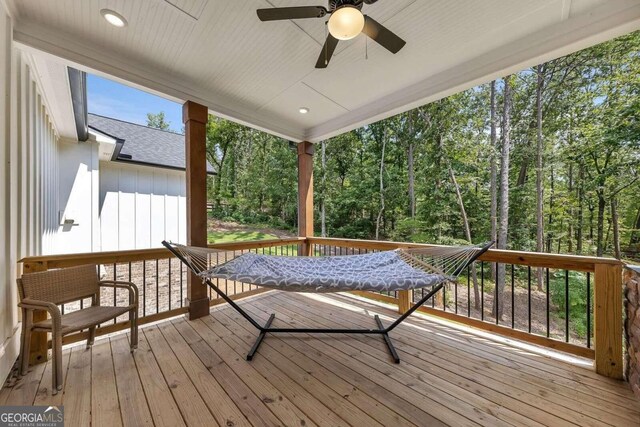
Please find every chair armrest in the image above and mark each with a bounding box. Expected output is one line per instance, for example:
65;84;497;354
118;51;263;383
19;298;62;331
99;280;139;306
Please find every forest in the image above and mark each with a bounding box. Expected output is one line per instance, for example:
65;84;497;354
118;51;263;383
197;30;639;263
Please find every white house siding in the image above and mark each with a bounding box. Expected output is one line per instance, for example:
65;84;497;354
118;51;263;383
99;162;187;251
0;2;60;383
55;140;99;254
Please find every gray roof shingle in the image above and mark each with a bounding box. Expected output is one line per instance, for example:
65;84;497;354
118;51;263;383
88;113;214;173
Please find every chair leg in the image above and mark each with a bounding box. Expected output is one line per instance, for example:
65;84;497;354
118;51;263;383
50;334;57;395
87;326;96;349
19;309;33;376
52;331;63;394
129;310;138;352
19;325;31;376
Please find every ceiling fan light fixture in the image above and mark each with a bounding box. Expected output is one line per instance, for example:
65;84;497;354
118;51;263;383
100;9;127;27
327;6;364;40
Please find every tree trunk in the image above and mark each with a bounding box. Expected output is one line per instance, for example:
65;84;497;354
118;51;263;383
321;140;327;237
576;163;584;254
230;145;236;199
611;197;621;259
494;75;512;320
630;206;640;247
535;65;545;291
596;193;606;257
375;130;388;240
408;142;416;219
546;165;555;253
567;163;573;253
489;80;498;281
449;166;480;309
408;113;416;219
557;219;563;253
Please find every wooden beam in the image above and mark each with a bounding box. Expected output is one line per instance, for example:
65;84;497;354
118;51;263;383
594;263;623;378
297;141;314;256
183;101;210;320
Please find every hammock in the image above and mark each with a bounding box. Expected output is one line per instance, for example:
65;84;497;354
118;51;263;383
165;242;486;293
163;240;493;363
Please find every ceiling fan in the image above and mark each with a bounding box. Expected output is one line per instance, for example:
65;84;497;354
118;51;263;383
257;0;406;68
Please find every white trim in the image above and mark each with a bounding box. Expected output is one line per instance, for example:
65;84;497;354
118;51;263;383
0;0;17;20
100;157;189;177
0;324;21;384
19;51;63;139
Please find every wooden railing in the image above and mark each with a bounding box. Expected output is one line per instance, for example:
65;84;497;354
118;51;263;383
20;236;624;379
19;238;304;365
308;237;624;379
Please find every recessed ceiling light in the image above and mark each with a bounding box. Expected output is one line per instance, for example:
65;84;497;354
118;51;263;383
100;9;127;27
299;107;310;114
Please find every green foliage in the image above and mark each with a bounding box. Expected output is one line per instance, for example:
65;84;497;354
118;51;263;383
548;270;591;339
146;111;170;130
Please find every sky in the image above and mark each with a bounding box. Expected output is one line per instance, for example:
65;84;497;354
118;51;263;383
87;74;183;133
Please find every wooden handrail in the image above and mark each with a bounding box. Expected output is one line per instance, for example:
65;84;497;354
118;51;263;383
307;237;623;272
19;238;305;269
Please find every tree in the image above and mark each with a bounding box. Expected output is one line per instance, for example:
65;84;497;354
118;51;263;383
146;111;170;130
494;75;512;320
489;80;498;280
535;64;546;290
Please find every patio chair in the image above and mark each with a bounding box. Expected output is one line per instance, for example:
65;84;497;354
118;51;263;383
17;264;138;394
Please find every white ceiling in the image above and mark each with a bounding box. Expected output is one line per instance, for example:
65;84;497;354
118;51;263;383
6;0;640;142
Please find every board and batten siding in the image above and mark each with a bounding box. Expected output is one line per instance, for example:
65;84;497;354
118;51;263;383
1;1;61;383
56;140;99;254
99;161;187;251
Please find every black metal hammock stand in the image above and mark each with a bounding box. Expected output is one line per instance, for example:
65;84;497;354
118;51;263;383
163;240;493;363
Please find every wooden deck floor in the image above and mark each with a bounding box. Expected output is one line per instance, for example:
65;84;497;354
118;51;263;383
2;291;639;426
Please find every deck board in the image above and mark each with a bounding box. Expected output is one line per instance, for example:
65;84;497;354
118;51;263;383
2;291;639;427
265;292;638;426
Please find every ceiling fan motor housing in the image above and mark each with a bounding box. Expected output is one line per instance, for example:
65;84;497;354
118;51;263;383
328;0;363;12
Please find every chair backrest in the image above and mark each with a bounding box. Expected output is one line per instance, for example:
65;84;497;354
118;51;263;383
18;264;100;305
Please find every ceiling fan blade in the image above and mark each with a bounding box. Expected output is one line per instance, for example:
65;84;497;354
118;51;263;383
362;16;406;54
257;6;327;21
316;34;339;69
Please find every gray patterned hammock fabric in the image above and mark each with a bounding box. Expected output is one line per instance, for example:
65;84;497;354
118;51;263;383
166;242;489;293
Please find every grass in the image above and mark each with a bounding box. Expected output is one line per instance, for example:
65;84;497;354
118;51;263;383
208;230;300;256
207;230;280;244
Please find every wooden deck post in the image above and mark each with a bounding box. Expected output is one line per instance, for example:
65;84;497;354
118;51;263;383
398;290;412;315
594;263;623;379
298;141;314;256
183;101;210;320
23;261;49;365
